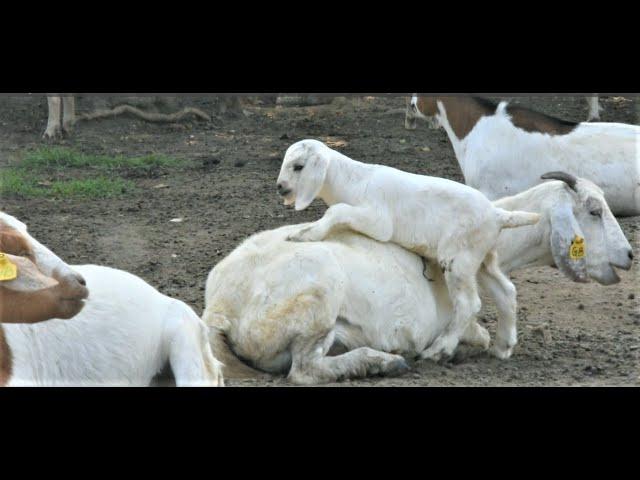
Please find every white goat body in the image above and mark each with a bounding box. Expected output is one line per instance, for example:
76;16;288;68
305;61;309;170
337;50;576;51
416;97;639;216
4;264;223;387
204;178;633;384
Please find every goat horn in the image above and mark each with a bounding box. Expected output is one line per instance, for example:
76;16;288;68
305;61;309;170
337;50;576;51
541;171;578;191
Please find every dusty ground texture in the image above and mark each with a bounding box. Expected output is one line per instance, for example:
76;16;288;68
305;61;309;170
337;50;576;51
0;95;638;386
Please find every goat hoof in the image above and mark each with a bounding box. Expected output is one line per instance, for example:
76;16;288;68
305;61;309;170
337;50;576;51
490;345;514;360
384;358;410;377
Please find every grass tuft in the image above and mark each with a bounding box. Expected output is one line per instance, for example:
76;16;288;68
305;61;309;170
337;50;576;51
1;169;135;199
20;147;182;171
1;147;182;198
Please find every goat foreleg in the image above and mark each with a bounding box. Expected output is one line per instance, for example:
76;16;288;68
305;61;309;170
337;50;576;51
286;204;393;243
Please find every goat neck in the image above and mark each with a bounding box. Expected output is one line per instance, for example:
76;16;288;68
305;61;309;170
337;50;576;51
318;149;372;207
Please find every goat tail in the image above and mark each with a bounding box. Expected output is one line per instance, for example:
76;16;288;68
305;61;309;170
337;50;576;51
203;307;268;381
495;208;541;229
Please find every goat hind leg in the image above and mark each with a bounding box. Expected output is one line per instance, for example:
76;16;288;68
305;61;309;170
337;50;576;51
288;334;409;385
168;308;224;387
421;255;483;362
478;252;518;359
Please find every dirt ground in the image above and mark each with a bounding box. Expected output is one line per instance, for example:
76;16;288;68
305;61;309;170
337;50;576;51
0;95;638;386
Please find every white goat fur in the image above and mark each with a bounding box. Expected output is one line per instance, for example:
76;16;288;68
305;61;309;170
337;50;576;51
411;96;640;216
4;265;224;386
276;139;540;361
203;178;633;384
0;212;223;387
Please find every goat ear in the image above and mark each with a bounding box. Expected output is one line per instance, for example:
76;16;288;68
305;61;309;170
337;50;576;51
295;152;328;211
549;203;589;283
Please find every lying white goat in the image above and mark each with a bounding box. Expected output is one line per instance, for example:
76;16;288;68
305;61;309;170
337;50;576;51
203;173;633;384
4;265;224;387
0;211;223;387
275;139;540;361
407;95;639;216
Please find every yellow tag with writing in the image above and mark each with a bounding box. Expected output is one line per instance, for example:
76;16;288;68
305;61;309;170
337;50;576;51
0;252;18;281
569;236;586;260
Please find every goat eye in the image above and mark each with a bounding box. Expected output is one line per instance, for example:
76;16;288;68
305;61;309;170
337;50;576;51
590;210;602;217
293;164;304;172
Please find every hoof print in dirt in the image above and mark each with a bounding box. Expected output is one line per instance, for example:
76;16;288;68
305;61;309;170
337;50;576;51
234;160;246;168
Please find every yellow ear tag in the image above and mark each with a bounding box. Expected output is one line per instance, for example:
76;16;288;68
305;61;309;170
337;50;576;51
0;253;18;281
569;236;586;260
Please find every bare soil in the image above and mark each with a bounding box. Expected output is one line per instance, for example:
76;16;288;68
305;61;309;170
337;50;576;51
0;95;638;386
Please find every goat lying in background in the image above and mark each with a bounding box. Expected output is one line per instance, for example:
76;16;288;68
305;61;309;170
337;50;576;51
203;173;633;384
405;95;639;216
275;139;540;361
0;211;224;387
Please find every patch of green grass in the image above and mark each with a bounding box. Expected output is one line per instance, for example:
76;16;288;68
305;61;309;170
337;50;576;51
0;169;41;197
48;177;135;197
0;169;135;198
1;147;180;199
20;147;182;171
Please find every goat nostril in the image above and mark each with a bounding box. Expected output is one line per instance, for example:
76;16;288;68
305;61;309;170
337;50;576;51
277;183;283;192
629;250;634;261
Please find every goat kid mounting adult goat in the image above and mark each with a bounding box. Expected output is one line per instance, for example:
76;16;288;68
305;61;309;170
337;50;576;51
405;96;639;216
0;211;223;387
276;139;540;362
204;172;633;385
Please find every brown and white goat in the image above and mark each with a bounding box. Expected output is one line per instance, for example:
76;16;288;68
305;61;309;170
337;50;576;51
405;95;639;216
0;211;223;387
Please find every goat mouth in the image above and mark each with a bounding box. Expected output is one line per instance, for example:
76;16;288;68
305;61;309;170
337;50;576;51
593;266;621;285
280;191;294;206
63;286;89;302
610;261;632;272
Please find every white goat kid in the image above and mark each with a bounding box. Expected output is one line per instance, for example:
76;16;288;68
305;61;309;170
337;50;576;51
408;95;640;216
276;139;540;361
204;173;633;384
0;211;223;387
